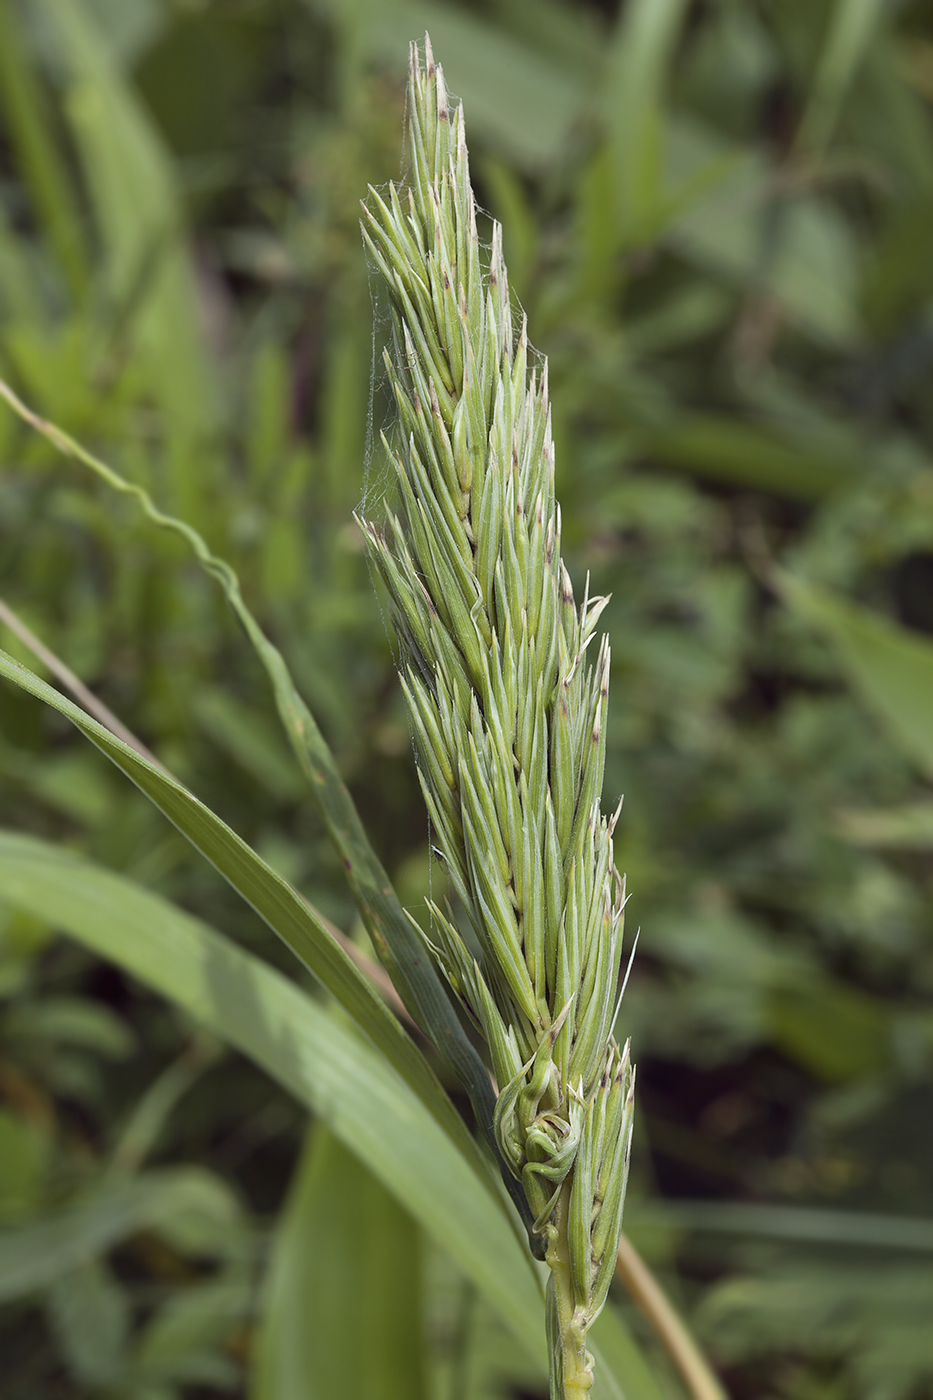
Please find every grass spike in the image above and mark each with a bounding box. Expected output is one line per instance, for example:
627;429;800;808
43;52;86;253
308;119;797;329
359;37;635;1395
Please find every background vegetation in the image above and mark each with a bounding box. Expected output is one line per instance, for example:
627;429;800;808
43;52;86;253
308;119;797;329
1;1;933;1397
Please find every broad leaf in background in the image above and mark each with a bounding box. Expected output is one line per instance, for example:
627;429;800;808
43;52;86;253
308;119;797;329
47;1259;130;1392
0;1168;241;1303
666;121;862;346
0;830;661;1399
0;0;88;299
797;0;889;156
0;645;494;1196
0;829;547;1364
698;1256;933;1400
252;1124;426;1400
35;0;218;518
606;0;687;248
642;414;856;499
304;0;583;169
0;1109;46;1224
0;380;506;1204
130;1275;251;1394
835;802;933;849
781;574;933;778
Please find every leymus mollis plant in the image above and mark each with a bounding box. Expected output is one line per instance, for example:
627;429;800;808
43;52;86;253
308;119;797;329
359;38;635;1398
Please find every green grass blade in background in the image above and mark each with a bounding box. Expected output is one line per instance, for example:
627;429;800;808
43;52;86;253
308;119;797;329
606;0;687;248
0;0;88;300
644;416;856;499
589;1309;669;1400
0;830;547;1366
634;1200;933;1253
782;575;933;777
252;1124;426;1400
798;0;889;156
835;801;933;849
663;90;863;349
108;1040;219;1177
0;1170;240;1302
0;210;43;333
37;0;217;516
0;381;508;1216
308;0;583;169
0;647;493;1191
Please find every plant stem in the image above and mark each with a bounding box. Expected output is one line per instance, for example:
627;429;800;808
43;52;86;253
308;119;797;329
546;1182;594;1398
615;1233;727;1400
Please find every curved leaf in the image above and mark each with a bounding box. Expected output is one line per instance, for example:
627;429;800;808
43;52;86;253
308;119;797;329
0;378;506;1210
0;646;498;1205
0;829;547;1364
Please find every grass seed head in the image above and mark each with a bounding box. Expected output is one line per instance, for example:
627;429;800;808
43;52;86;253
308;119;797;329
360;35;636;1375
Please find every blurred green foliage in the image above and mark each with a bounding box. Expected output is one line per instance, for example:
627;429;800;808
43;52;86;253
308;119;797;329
1;1;933;1397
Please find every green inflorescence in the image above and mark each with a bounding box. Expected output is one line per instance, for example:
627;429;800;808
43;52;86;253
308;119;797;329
359;36;635;1396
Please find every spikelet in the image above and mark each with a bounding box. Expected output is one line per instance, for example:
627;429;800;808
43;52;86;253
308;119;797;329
359;37;635;1397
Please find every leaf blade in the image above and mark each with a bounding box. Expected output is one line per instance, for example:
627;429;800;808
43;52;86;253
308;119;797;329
0;1169;239;1303
781;575;933;777
252;1125;427;1400
0;646;495;1199
0;380;507;1210
0;830;547;1363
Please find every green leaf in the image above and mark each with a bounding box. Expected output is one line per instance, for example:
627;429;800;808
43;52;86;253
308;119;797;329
798;0;889;156
110;1040;218;1174
605;0;688;247
309;0;583;170
0;1168;241;1302
0;203;44;330
0;830;547;1364
37;0;218;516
666;120;861;344
0;1108;46;1224
0;0;88;298
643;415;855;498
781;575;933;777
0;383;506;1217
192;688;305;802
633;1200;933;1253
698;1256;933;1387
47;1259;130;1389
589;1305;669;1400
3;994;135;1058
767;978;890;1082
0;829;658;1396
252;1124;426;1400
134;1279;250;1390
834;803;933;849
0;645;493;1198
862;195;933;335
